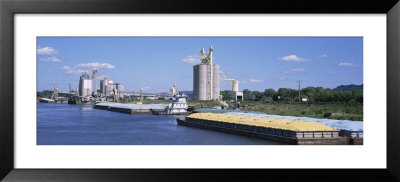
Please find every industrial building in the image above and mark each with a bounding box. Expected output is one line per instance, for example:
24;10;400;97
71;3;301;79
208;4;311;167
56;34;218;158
223;77;243;101
116;83;124;99
78;72;92;97
193;46;220;101
100;77;114;97
92;68;98;96
98;76;125;101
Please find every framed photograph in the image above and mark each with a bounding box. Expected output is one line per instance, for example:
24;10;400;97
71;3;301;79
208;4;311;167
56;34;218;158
1;0;399;181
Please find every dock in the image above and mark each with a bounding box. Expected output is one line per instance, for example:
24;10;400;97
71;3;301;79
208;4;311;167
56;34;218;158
93;102;167;114
177;113;349;145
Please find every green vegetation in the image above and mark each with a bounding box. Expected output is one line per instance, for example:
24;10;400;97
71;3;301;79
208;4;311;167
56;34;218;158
241;87;363;104
37;90;53;98
223;86;363;121
187;100;224;110
37;90;70;99
238;102;363;121
220;90;234;101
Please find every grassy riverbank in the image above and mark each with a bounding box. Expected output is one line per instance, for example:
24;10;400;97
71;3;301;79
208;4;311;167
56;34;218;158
238;101;363;121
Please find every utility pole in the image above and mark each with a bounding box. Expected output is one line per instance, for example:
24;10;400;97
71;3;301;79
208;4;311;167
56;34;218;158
298;80;301;103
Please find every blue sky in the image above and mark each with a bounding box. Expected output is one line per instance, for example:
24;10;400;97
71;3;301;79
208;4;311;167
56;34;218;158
37;37;363;93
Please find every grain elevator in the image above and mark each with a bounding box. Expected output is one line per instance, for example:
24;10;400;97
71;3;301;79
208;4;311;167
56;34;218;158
193;46;220;101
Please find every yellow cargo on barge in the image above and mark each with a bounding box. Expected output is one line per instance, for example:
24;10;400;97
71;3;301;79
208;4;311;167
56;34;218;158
186;113;337;132
178;113;348;145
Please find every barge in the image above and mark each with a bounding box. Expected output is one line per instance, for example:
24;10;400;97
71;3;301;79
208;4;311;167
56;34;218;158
93;102;167;114
177;113;349;145
39;98;56;103
94;93;190;115
193;108;363;145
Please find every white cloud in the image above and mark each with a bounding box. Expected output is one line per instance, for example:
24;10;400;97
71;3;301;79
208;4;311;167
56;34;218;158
182;55;201;64
330;70;337;74
319;54;328;58
338;62;356;67
250;79;263;83
37;46;58;55
40;56;62;62
283;68;305;74
279;54;310;62
76;62;115;69
279;76;287;80
65;69;90;74
62;62;115;74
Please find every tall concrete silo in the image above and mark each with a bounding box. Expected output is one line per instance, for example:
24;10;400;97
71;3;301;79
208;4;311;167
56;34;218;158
193;66;198;100
212;64;220;100
197;64;208;100
232;80;238;92
79;72;92;97
193;46;220;101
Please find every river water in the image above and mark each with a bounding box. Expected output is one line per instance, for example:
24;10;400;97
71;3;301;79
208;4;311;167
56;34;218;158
37;102;284;145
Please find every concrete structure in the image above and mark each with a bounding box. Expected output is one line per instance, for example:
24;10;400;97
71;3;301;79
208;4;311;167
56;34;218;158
79;72;92;97
222;77;243;101
100;77;114;97
170;83;178;95
100;78;106;96
116;83;124;99
92;68;98;96
193;46;220;101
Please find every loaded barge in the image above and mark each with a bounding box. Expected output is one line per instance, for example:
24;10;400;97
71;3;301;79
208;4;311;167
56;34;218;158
192;108;363;145
177;113;349;145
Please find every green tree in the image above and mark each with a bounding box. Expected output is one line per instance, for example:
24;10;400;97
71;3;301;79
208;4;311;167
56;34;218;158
277;88;297;102
302;87;317;102
37;90;53;98
261;96;273;103
253;91;263;101
243;89;251;101
220;90;234;101
264;88;276;98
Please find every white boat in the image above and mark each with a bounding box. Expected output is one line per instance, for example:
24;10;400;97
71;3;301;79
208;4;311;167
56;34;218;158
164;94;188;115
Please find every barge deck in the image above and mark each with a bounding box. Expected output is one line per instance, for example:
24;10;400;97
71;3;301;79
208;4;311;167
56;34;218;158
177;113;349;145
93;102;167;114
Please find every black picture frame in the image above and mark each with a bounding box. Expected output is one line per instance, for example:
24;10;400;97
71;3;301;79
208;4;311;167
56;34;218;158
1;0;399;181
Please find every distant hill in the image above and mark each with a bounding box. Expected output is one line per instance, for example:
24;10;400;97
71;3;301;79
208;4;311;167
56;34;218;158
333;84;363;92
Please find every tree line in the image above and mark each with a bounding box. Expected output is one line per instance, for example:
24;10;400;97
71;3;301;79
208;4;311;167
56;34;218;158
221;86;363;104
37;90;70;98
